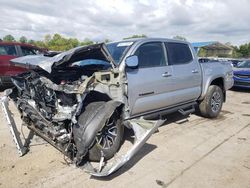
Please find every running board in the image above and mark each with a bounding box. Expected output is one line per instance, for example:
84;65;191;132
178;105;195;116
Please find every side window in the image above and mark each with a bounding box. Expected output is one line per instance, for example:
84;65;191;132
21;46;37;56
0;45;17;56
135;42;166;68
165;43;193;65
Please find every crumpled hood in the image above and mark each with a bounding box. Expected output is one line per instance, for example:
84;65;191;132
10;43;116;73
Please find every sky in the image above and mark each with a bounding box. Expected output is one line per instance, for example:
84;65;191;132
0;0;249;45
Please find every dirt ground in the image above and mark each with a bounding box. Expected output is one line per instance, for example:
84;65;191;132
0;89;249;188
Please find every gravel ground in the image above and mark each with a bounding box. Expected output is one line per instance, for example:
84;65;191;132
0;89;249;188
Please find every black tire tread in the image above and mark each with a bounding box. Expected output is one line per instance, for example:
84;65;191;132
198;85;223;118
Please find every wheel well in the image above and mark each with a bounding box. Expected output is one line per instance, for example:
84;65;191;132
83;90;124;114
210;77;226;102
84;91;111;105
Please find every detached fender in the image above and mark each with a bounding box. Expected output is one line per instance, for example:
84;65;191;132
73;100;122;164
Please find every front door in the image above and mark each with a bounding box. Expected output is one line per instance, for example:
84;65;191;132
126;42;174;116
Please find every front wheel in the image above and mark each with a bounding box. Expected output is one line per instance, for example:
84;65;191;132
88;111;124;162
198;85;224;118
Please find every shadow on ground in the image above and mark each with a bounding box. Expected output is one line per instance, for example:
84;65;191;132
91;143;157;181
92;113;191;180
230;87;250;93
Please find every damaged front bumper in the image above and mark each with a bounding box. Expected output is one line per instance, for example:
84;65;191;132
82;119;165;176
1;91;165;177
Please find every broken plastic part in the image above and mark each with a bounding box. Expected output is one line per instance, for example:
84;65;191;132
1;95;27;156
81;118;166;176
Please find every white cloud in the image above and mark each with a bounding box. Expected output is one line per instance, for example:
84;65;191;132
0;0;249;45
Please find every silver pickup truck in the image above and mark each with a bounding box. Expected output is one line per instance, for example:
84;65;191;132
1;38;233;176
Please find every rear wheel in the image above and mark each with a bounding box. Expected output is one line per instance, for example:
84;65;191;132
198;85;223;118
88;110;124;162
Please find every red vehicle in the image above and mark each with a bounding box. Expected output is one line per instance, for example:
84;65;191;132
0;41;46;87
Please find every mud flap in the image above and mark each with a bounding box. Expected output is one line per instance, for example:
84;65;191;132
81;118;166;177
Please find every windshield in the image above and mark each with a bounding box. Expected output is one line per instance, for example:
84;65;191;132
106;41;134;64
71;59;111;69
237;60;250;68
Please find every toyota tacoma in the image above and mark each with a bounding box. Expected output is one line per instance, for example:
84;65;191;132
1;38;234;176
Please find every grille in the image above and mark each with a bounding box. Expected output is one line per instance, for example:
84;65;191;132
234;81;250;86
234;74;250;79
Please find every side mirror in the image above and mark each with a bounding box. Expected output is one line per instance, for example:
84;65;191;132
125;55;138;69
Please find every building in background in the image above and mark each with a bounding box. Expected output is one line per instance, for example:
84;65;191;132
192;41;233;57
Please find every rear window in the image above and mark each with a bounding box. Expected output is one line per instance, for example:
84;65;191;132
21;46;38;56
165;43;193;65
0;45;17;56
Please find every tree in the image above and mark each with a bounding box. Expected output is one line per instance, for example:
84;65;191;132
173;35;187;41
44;34;52;44
3;35;15;42
104;38;112;43
123;34;147;40
198;48;206;57
238;43;249;57
67;38;80;49
27;39;35;45
19;36;27;43
34;40;47;49
81;38;94;46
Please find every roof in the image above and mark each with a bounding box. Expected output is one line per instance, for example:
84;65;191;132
109;37;190;45
0;41;44;50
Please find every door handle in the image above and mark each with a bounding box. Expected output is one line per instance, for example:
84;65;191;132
162;72;172;77
192;69;199;73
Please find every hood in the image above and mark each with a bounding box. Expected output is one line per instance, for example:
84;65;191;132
10;43;116;73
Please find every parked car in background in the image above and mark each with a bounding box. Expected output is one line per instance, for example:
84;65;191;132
233;60;250;88
198;57;219;63
231;59;243;67
0;42;46;87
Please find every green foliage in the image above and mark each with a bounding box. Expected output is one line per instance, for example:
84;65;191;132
3;35;15;42
27;39;35;45
3;33;248;58
173;35;187;41
80;38;94;46
232;42;250;58
198;48;206;57
19;36;27;43
104;38;112;43
123;34;147;40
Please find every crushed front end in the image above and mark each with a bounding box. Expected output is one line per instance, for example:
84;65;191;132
1;43;164;176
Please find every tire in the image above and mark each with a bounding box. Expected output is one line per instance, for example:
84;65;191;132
198;85;224;118
86;105;124;162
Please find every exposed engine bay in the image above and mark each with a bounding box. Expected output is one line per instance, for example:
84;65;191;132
10;64;122;161
1;43;164;176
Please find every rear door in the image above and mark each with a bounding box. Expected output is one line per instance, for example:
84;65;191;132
165;42;202;103
127;42;174;115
